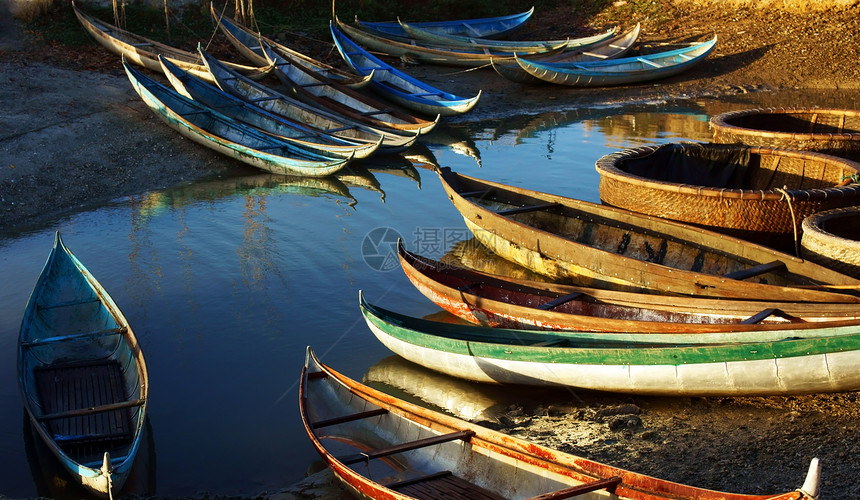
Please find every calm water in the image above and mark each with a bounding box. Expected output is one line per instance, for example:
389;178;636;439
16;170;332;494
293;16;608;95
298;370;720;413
2;91;858;498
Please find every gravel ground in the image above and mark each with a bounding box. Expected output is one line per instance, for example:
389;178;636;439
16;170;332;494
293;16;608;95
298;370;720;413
2;1;860;499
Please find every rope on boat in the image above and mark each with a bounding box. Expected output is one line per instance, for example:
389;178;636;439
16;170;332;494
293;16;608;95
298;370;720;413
777;187;800;257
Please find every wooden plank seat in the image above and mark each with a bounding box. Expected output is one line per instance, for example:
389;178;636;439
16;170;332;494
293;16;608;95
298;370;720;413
34;360;135;460
339;430;475;465
524;475;623;500
537;292;584;310
723;260;786;281
386;470;506;500
21;327;126;349
741;308;805;324
497;203;560;216
459;189;494;198
311;408;389;430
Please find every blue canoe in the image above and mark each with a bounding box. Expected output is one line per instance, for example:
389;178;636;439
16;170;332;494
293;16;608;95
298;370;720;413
330;23;481;117
355;6;534;39
123;57;351;177
18;232;149;498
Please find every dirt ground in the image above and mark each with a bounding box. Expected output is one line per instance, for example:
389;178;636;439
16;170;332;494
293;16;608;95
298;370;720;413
2;1;860;498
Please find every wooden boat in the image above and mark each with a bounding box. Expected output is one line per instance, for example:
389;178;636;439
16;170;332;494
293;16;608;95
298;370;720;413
335;18;565;68
399;19;616;52
303;345;821;496
710;107;860;161
492;23;641;84
399;241;860;337
354;7;535;39
198;48;418;152
18;232;148;498
210;5;372;89
124;58;351;177
595;142;860;248
437;167;860;302
361;290;860;396
515;36;716;86
330;23;481;116
802;206;860;279
218;18;439;136
72;1;270;85
159;55;381;160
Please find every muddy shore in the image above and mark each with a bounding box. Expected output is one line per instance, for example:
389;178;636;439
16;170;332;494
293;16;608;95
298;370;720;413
2;1;860;499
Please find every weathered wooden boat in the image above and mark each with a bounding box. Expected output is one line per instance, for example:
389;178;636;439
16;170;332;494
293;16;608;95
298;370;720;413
18;232;148;498
361;290;860;396
595;142;860;247
199;48;418;152
710;107;860;161
330;23;481;117
399;241;860;338
219;19;439;136
400;19;616;52
491;23;641;84
437;167;860;302
72;1;270;85
210;5;372;89
303;344;821;497
354;7;534;39
802;206;860;279
124;58;351;177
515;36;716;86
159;55;380;160
335;18;565;68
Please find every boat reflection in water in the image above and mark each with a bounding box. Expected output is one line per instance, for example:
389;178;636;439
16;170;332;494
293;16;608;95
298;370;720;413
23;414;156;499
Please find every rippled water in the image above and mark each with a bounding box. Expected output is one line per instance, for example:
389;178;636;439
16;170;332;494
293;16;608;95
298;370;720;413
2;90;858;498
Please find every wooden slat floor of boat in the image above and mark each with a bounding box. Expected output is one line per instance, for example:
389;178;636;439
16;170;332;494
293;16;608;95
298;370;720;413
391;471;506;500
34;360;133;460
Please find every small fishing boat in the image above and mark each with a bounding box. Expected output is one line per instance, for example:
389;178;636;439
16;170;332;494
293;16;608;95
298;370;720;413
802;206;860;279
515;36;716;86
159;55;380;159
210;5;373;89
437;167;860;302
399;240;860;332
330;23;481;116
18;232;148;498
361;290;860;396
198;48;418;152
595;142;860;247
491;23;641;84
124;58;351;177
710;107;860;160
354;7;535;39
303;345;821;497
335;18;564;68
400;19;616;52
72;1;270;84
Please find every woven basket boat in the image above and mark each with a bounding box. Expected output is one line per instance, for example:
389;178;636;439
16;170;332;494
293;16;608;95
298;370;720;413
595;142;860;249
802;206;860;278
710;107;860;160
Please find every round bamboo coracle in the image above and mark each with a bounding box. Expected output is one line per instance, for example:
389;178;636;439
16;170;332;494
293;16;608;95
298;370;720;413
801;206;860;278
595;142;860;250
710;107;860;160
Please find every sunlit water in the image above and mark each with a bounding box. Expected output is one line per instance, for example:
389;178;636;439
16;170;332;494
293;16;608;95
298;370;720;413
2;90;858;498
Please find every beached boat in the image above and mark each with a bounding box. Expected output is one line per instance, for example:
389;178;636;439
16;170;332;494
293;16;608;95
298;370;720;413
124;58;351;177
595;142;860;248
361;290;860;396
18;232;148;498
210;6;372;89
491;23;640;84
335;18;564;68
72;1;270;84
437;167;860;302
802;206;860;279
400;19;616;52
399;240;860;332
330;23;481;116
198;48;417;152
710;107;860;161
354;7;535;39
303;345;821;498
159;55;380;160
515;36;716;86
